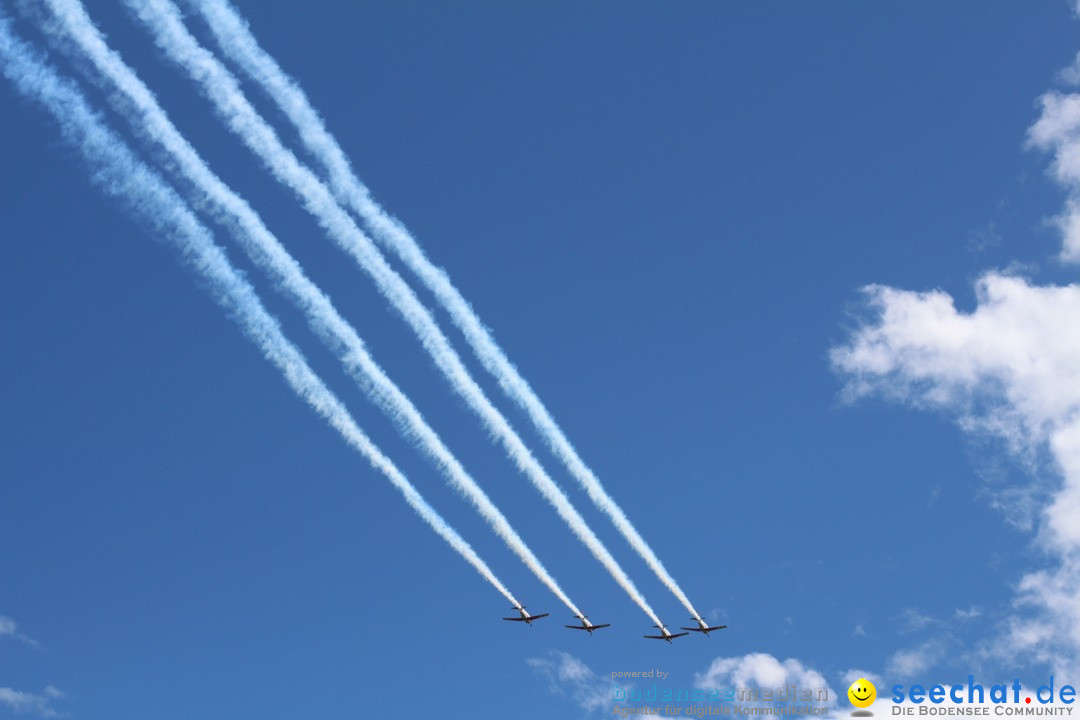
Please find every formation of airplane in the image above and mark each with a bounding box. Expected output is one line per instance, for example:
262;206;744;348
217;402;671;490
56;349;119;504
564;613;611;635
503;606;724;642
502;605;549;625
681;617;727;637
643;623;690;643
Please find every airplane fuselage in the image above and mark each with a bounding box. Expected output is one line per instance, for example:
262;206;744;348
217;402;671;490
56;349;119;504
565;613;611;634
680;618;728;636
503;606;549;625
644;623;688;643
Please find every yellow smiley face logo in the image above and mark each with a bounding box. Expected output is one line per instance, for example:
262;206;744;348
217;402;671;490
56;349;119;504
848;678;876;708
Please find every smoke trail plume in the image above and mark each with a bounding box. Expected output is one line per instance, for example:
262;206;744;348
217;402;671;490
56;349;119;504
188;0;704;622
0;14;519;608
37;0;582;620
125;0;663;626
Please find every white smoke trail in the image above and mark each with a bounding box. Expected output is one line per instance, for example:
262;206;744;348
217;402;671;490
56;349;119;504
0;14;520;609
125;0;663;626
187;0;704;622
36;0;583;621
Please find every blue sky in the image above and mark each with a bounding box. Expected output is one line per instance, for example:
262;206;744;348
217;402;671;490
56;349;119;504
2;2;1079;718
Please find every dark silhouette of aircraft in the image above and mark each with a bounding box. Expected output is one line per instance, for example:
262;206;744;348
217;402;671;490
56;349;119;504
681;617;727;637
565;613;611;635
644;624;689;643
503;605;549;625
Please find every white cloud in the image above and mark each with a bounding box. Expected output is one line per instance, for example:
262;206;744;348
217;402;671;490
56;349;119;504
899;609;941;634
834;275;1080;440
532;651;849;717
0;687;61;718
1028;91;1080;261
696;653;834;698
955;606;982;622
887;640;947;678
1057;52;1080;86
0;615;40;649
527;651;611;714
995;555;1080;674
0;616;61;717
831;52;1080;679
832;270;1080;676
967;222;1002;254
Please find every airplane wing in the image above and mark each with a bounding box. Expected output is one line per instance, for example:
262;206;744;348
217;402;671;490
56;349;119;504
669;632;689;639
590;623;611;630
643;634;668;640
503;617;527;621
530;613;550;621
565;625;590;630
681;625;727;632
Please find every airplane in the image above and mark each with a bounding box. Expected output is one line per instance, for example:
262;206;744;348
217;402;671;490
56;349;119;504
565;613;611;635
680;617;728;637
503;605;549;625
643;624;689;643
